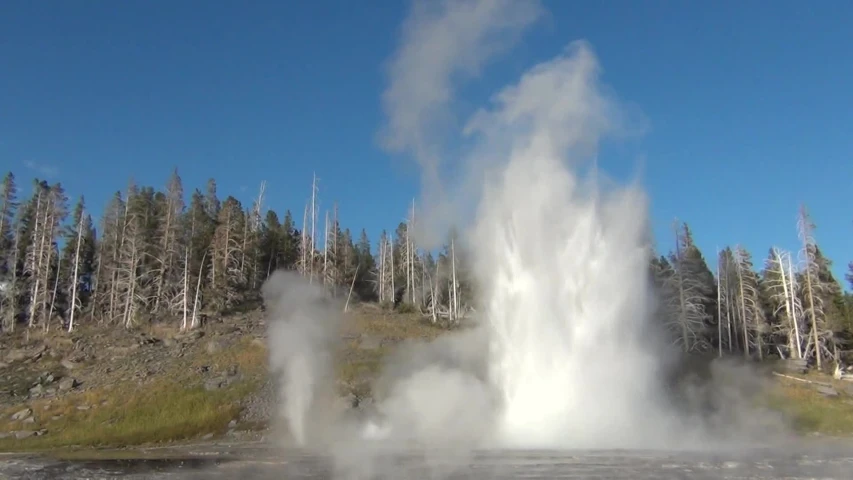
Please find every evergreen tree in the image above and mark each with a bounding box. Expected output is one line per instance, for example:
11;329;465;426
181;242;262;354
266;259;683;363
208;196;246;312
0;172;17;277
280;209;299;270
60;197;97;330
354;229;376;302
665;222;715;352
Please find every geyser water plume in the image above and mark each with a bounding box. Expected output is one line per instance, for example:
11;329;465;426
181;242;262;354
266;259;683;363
463;41;676;449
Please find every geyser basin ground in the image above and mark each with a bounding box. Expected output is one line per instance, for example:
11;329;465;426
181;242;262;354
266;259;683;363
6;442;853;479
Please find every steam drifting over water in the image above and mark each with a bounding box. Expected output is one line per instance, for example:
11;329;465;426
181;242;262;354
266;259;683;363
261;0;787;470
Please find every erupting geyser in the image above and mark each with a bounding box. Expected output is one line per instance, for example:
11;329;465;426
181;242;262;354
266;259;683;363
262;1;782;464
466;42;671;449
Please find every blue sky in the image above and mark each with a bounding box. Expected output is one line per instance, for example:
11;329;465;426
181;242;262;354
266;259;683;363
1;1;851;286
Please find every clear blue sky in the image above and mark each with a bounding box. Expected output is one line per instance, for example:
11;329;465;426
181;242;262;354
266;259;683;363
1;1;851;286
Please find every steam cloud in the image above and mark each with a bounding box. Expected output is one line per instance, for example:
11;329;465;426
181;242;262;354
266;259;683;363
261;0;790;476
262;271;343;448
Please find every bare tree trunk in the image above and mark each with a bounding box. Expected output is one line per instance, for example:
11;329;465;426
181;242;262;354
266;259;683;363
408;199;416;305
67;213;85;332
377;238;385;304
804;266;820;368
332;203;338;297
27;190;45;327
3;223;22;332
673;227;690;352
736;258;750;359
344;266;359;313
450;237;458;322
787;254;802;359
181;247;190;331
123;248;137;329
323;210;330;291
191;253;207;329
45;257;61;333
798;206;822;370
310;173;317;285
716;247;723;357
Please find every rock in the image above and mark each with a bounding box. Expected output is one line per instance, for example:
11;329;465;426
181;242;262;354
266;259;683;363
11;408;32;421
0;432;10;439
22;416;35;424
228;420;238;428
58;377;78;391
29;384;45;396
226;364;239;377
359;334;382;350
137;335;160;346
44;374;55;384
206;340;222;354
162;338;176;348
202;433;214;440
781;358;808;374
335;393;359;411
204;377;231;391
251;338;265;348
816;385;839;397
0;361;9;369
77;405;90;411
14;430;35;439
60;359;77;370
6;350;27;363
178;330;205;342
29;344;47;361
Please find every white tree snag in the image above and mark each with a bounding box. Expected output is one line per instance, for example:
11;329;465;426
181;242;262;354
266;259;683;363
67;211;85;332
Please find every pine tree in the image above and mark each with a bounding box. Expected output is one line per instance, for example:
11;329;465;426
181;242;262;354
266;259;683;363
0;172;17;277
208;196;246;312
665;222;714;352
259;210;282;278
151;168;185;316
732;246;766;359
812;247;851;353
797;205;829;368
60;197;96;331
847;261;853;291
354;229;376;302
280;210;299;270
761;247;804;359
91;191;126;324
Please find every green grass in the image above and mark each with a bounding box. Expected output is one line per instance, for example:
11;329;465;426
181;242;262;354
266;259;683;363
0;336;270;452
0;377;258;452
766;373;853;436
0;310;447;452
346;310;448;342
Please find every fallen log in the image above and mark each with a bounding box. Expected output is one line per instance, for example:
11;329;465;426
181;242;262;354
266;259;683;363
771;371;833;388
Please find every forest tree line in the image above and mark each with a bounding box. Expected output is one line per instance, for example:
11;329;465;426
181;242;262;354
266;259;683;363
0;170;852;369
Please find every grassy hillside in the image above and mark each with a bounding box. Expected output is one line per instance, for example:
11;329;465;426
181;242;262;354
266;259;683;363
1;305;852;452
